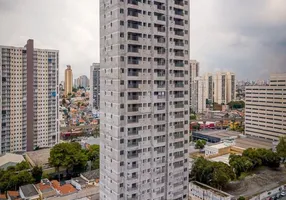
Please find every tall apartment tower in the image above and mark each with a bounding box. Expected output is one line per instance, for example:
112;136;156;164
75;75;89;88
245;74;286;140
100;0;190;200
90;63;100;110
0;39;59;154
190;60;199;113
213;72;236;104
64;65;73;95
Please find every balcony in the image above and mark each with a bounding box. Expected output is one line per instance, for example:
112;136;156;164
127;164;139;170
174;0;184;6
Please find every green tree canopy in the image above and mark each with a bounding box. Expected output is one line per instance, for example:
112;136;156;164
195;140;206;150
190;157;235;189
277;137;286;162
31;166;43;183
49;142;88;176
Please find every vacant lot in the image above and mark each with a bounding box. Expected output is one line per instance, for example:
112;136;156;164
224;166;286;198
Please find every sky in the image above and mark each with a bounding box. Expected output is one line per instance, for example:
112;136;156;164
0;0;285;81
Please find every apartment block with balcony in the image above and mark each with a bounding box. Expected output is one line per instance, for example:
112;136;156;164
190;60;199;113
245;74;286;140
0;39;59;154
100;0;190;199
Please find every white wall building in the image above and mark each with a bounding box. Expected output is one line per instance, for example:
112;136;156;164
100;0;190;199
245;73;286;140
189;182;233;200
213;72;236;105
0;39;59;154
190;60;200;113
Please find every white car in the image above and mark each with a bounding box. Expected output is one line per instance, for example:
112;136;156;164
281;192;285;196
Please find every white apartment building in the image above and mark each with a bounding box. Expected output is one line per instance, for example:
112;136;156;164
0;39;59;154
90;63;100;110
100;0;190;200
213;72;236;105
245;74;286;140
190;60;200;113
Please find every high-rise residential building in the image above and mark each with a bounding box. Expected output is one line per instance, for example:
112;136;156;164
64;65;73;95
100;0;190;199
190;60;200;113
245;74;286;140
213;72;236;105
0;39;59;154
74;75;89;88
90;63;100;110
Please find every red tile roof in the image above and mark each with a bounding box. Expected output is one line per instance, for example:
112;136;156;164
0;194;6;199
7;191;19;198
51;180;77;195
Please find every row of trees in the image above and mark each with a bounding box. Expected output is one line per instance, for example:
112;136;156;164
0;161;43;192
191;137;286;189
229;148;280;177
190;157;235;190
49;142;100;179
227;100;245;109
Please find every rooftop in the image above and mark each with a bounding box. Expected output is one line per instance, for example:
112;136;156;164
191;181;232;198
0;153;25;169
51;180;77;195
0;194;6;200
72;177;87;185
25;148;51;168
209;154;230;165
7;191;20;199
19;184;39;197
81;169;100;181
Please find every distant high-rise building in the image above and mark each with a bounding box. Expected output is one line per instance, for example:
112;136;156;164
100;0;190;199
90;63;100;110
213;72;236;105
64;65;73;95
74;75;89;88
0;39;59;154
190;60;200;113
245;74;286;140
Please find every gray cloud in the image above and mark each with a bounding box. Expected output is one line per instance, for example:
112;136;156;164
0;0;285;80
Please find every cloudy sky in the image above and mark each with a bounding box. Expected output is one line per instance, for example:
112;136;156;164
0;0;285;81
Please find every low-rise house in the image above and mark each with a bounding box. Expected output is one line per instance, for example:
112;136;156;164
81;169;100;185
71;177;87;190
51;180;77;196
0;194;7;200
6;191;21;200
189;182;233;200
19;184;40;200
35;179;57;199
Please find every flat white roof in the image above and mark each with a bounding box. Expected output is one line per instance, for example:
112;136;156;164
0;153;25;168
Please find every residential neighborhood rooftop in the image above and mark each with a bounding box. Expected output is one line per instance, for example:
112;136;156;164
19;184;39;198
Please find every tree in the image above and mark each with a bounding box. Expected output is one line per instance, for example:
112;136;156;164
15;161;30;171
229;154;253;177
190;157;234;189
49;142;88;177
72;87;77;92
62;98;66;105
31;166;43;183
81;93;85;97
195;140;206;150
238;196;246;200
276;137;286;163
242;148;263;168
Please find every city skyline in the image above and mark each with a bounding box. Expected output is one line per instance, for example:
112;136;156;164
0;0;285;80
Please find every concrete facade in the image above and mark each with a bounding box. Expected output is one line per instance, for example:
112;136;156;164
190;60;200;113
213;72;236;105
245;74;286;140
0;39;59;154
74;75;89;88
64;65;73;95
90;63;100;110
100;0;190;199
